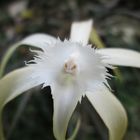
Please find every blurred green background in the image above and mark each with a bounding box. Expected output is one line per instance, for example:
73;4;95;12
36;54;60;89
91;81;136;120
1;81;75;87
0;0;140;140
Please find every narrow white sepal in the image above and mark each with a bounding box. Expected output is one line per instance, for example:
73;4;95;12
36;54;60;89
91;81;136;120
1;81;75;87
70;19;93;45
97;48;140;68
0;66;45;140
0;66;44;108
52;83;81;140
21;33;56;49
86;85;128;140
0;34;56;77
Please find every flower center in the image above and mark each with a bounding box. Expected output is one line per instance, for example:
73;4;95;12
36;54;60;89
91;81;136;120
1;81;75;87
64;58;78;75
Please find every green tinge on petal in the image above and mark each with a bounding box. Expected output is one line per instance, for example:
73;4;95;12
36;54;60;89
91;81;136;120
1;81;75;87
0;67;44;107
0;67;44;139
97;48;140;68
0;42;20;78
86;85;128;140
70;19;93;45
0;34;56;77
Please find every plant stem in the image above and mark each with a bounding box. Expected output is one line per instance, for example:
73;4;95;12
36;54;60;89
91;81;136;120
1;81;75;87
67;118;81;140
0;112;5;140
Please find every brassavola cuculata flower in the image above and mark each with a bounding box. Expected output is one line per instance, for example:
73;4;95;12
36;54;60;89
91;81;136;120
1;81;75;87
0;20;140;140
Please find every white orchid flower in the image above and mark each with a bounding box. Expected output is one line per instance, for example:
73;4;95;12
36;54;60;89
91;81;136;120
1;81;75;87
0;19;140;140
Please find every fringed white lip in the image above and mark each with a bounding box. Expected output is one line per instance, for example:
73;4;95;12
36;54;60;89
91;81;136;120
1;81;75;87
26;38;112;140
28;39;110;92
1;19;140;140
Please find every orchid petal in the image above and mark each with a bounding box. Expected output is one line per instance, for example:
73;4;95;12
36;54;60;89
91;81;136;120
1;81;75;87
0;66;44;108
97;48;140;68
86;85;127;140
0;34;56;77
70;20;93;45
21;33;56;49
0;66;45;140
51;83;81;140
